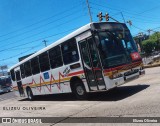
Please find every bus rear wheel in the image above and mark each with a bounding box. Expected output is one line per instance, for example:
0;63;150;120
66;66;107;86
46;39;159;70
73;82;87;100
27;88;34;101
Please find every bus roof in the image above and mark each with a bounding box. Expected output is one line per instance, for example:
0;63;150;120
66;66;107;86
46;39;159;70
9;22;92;71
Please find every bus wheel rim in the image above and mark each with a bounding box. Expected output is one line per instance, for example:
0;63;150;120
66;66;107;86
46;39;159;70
28;90;31;99
76;86;84;95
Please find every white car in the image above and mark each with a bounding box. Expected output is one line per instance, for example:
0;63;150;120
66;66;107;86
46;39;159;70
0;85;12;93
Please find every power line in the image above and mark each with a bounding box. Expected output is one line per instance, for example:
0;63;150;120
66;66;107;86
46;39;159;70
131;24;146;32
137;5;160;15
0;25;84;61
126;19;160;25
0;9;82;45
123;14;160;23
91;2;160;26
0;14;87;50
91;1;138;14
2;46;42;51
90;2;121;12
91;7;152;22
90;2;160;20
0;26;80;53
132;26;160;37
0;2;83;38
0;44;42;61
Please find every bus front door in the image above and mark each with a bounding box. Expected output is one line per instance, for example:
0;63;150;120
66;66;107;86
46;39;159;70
15;70;24;96
79;37;106;91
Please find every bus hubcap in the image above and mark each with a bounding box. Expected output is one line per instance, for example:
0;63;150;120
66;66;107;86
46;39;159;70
76;86;84;95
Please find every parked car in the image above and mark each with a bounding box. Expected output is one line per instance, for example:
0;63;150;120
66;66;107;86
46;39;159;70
0;76;12;93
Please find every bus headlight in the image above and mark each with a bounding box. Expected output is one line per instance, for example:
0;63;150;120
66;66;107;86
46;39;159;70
109;72;123;79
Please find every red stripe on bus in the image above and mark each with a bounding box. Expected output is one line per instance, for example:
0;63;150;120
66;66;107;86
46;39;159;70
67;70;84;76
103;61;142;73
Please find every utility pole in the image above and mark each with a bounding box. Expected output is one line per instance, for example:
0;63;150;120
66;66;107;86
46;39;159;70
147;29;152;36
121;12;126;23
138;32;143;52
86;0;92;22
42;40;47;47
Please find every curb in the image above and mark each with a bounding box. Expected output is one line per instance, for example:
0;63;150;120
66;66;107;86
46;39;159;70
144;64;160;68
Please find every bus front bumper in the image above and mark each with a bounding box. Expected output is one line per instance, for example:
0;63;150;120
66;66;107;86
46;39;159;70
123;69;145;82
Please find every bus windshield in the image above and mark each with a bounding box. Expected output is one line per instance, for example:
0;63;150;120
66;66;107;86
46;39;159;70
97;30;138;68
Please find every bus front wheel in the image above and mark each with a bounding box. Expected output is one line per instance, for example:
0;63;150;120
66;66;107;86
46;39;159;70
27;88;34;101
73;82;87;100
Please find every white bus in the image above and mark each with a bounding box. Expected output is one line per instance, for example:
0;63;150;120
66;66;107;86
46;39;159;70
9;22;145;100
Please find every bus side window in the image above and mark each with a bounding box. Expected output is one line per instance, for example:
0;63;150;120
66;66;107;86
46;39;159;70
39;52;50;72
10;69;15;81
49;45;63;69
15;71;21;81
20;64;25;78
24;61;32;77
31;57;40;75
61;38;79;65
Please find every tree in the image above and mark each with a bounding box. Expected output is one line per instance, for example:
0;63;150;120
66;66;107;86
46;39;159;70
141;32;160;55
142;39;154;55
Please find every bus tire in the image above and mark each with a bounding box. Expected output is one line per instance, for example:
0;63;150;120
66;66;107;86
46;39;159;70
26;88;34;101
73;81;87;100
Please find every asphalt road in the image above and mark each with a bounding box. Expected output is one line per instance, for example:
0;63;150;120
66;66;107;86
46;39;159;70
0;91;17;101
0;67;160;126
